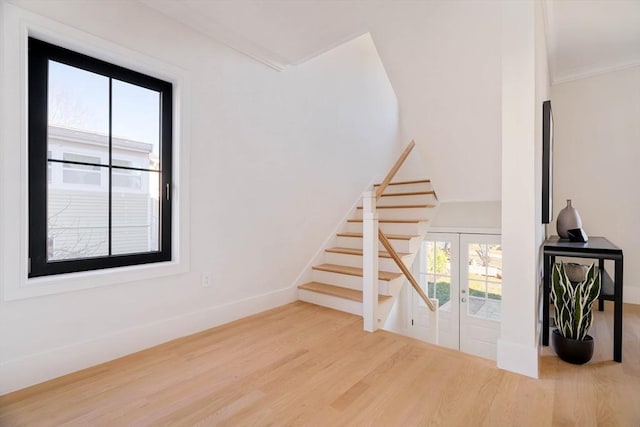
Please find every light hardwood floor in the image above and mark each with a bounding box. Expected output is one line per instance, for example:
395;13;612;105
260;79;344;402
1;301;639;426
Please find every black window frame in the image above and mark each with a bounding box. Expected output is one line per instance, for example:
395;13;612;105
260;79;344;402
28;37;172;278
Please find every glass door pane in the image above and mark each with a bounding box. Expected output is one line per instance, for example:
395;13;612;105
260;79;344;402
466;243;502;321
419;240;452;310
460;233;502;360
414;233;460;351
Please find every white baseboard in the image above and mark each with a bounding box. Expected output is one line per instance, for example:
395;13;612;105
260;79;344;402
624;286;640;305
497;339;538;378
0;285;297;395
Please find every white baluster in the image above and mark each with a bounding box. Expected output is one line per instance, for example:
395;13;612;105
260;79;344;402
362;191;379;332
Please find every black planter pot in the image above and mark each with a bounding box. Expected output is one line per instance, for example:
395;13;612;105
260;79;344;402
551;329;594;365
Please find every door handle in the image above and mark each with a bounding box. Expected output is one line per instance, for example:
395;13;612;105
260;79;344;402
461;289;466;294
461;297;467;302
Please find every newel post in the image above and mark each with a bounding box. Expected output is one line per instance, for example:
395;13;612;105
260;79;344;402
362;191;379;332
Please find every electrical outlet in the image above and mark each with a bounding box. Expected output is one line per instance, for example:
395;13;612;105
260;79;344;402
202;272;211;288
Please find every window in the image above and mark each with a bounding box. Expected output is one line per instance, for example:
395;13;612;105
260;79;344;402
28;37;172;277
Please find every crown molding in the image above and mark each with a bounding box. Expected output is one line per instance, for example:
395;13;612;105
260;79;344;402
138;0;290;71
552;60;640;85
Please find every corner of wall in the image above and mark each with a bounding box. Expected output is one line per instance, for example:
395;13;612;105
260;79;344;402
497;339;539;378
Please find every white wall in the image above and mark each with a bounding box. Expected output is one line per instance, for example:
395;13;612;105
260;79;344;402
551;66;640;304
0;1;401;394
430;201;501;231
534;0;552;352
361;0;503;202
498;0;549;378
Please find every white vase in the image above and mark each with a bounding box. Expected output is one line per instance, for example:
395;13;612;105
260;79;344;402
556;200;582;239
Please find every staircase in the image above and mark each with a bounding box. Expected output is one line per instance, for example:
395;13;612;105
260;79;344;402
297;141;439;330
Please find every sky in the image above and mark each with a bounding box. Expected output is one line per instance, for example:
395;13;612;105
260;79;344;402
48;60;160;158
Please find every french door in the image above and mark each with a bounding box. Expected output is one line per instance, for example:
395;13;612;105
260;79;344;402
459;233;502;360
412;233;460;350
412;232;502;360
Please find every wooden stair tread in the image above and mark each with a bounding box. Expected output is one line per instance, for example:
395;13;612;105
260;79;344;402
374;179;430;187
337;232;418;241
357;204;436;209
298;282;392;303
347;218;429;224
312;264;402;281
379;191;435;197
325;247;410;258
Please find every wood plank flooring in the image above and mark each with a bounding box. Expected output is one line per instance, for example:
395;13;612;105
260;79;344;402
1;301;639;426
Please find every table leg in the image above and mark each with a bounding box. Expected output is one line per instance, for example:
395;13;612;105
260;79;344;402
543;254;551;346
613;258;623;362
598;259;605;311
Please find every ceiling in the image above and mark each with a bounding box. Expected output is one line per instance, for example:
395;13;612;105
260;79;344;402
543;0;640;84
138;0;365;70
142;0;640;83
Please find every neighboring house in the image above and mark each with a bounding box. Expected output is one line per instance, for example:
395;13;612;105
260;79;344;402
47;126;159;260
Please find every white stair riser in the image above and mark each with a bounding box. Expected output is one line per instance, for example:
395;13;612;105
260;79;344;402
345;221;427;235
298;289;362;316
324;252;410;272
354;208;434;221
324;251;362;268
334;236;362;250
310;270;397;295
377;194;436;206
335;235;417;253
374;182;432;194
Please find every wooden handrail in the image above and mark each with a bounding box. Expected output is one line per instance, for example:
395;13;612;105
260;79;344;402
375;140;415;199
371;139;435;312
378;230;436;312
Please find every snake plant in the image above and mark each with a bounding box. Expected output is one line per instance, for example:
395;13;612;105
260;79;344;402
550;262;601;341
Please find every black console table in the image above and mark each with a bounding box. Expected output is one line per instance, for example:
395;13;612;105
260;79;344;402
542;236;624;362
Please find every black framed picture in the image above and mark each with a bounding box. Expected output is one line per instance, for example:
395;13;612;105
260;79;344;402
542;100;553;224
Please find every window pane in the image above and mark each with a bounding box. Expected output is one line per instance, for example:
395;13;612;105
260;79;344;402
488;281;502;301
420;273;435;298
468;296;486;317
468;296;501;321
112;170;160;255
426;241;451;275
468;243;488;278
467;242;502;321
468;280;487;298
112;80;160;170
48;61;109;161
61;153;103;186
434;241;451;275
433;275;451;310
112;159;142;189
48;184;109;261
419;273;451;311
487;244;502;280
